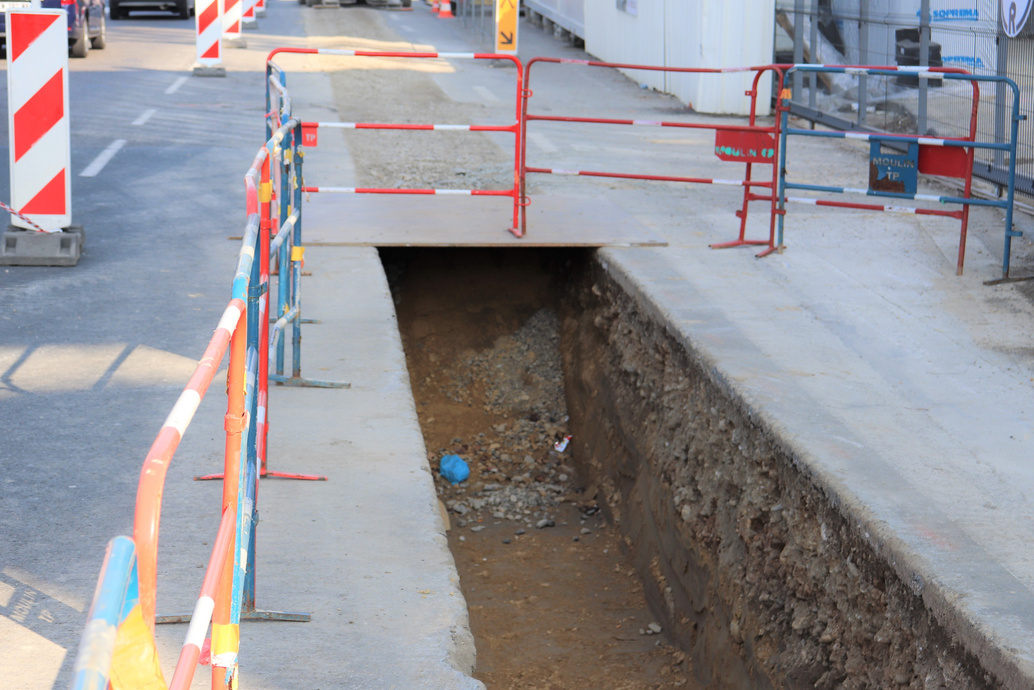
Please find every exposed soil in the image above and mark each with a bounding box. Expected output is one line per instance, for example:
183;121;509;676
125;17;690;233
559;255;998;690
383;248;695;689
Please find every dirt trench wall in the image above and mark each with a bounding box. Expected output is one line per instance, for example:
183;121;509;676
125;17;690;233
559;253;994;690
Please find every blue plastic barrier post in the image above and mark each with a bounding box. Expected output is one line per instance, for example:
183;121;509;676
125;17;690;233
70;537;138;690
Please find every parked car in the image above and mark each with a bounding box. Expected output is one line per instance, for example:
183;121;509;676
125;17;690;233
108;0;193;20
0;0;107;58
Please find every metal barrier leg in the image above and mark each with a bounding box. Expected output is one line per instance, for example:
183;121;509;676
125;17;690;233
269;141;349;390
198;140;338;483
205;309;246;686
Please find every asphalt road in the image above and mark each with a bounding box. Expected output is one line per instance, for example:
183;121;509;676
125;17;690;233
0;5;306;686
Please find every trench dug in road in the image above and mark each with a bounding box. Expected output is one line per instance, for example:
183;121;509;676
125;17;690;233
382;247;697;689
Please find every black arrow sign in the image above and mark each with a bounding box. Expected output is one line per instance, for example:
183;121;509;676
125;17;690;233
499;31;513;45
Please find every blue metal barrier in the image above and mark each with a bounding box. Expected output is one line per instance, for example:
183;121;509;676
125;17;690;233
776;65;1024;278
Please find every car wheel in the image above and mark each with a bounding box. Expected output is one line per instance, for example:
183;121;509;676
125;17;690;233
176;0;189;17
109;3;122;18
71;27;89;58
90;10;106;48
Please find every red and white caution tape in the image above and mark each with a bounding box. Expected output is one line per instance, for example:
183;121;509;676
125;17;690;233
0;199;50;233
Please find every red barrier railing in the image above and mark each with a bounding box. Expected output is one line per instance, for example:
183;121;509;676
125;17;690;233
268;47;525;235
520;58;786;255
168;507;236;690
133;299;245;632
114;129;294;690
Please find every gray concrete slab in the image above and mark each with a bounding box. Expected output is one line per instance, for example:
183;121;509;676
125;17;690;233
301;194;667;246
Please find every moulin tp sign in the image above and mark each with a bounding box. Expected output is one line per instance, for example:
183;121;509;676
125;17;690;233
869;142;919;195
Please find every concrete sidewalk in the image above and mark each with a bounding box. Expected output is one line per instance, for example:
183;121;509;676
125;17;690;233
150;246;481;689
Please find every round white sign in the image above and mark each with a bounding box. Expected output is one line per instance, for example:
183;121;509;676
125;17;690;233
1003;0;1033;37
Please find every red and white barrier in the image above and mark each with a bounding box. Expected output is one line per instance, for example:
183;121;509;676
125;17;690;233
195;0;222;66
6;9;71;232
222;0;242;42
242;0;256;27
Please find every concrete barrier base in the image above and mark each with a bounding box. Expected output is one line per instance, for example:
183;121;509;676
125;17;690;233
192;64;227;77
0;225;84;266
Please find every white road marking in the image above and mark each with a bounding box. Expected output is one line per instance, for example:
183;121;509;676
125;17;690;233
132;108;157;126
529;132;557;152
398;23;414;33
473;85;500;103
165;76;188;95
80;139;126;177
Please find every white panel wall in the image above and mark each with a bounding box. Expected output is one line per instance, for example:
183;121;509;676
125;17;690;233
585;0;666;92
584;0;775;115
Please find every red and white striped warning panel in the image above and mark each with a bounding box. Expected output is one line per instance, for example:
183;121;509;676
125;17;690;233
195;0;221;65
6;9;71;232
241;0;255;25
222;0;241;40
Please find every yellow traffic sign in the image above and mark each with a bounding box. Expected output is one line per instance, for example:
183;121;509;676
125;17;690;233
495;0;518;54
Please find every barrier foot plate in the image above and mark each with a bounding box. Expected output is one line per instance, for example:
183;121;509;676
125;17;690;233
985;274;1034;286
195;468;328;481
0;225;83;266
192;63;227;78
156;609;311;624
261;470;328;481
709;239;770;250
241;609;311;622
269;317;321;324
755;245;782;258
224;36;247;49
269;374;350;389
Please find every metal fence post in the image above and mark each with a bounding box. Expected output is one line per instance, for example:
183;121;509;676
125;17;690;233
995;11;1009;170
211;307;246;688
291;140;304;381
277;122;291;378
918;0;930;134
858;0;868;127
808;0;818;110
792;0;805;99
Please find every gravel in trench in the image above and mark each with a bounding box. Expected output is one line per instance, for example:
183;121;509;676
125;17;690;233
384;248;695;689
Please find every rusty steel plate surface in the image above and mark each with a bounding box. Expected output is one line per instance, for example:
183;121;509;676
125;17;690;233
298;194;668;247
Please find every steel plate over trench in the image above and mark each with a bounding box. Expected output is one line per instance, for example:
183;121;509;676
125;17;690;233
300;194;668;248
